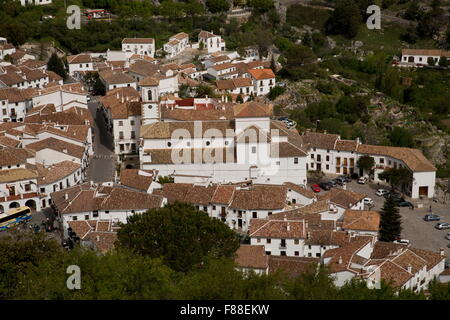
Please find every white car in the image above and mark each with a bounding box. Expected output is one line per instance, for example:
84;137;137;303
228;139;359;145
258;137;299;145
376;189;389;197
363;198;373;206
357;177;367;184
393;239;410;245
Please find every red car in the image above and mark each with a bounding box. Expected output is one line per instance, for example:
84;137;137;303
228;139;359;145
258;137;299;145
311;184;321;193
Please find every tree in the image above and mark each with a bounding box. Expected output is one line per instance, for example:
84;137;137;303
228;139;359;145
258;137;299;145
116;202;240;272
427;57;436;66
379;195;402;241
205;0;230;13
247;0;274;14
388;127;414;148
378;168;413;194
357;155;375;176
236;94;244;103
404;1;420;20
93;77;106;96
157;176;174;184
438;57;449;68
47;53;67;80
325;0;362;39
267;86;285;101
195;84;215;98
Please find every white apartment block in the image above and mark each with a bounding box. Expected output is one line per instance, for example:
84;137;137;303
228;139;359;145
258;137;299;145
67;54;94;77
198;31;225;53
302;132;436;199
399;49;450;67
164;32;190;59
0;87;34;122
122;38;155;58
19;0;52;5
139;102;308;186
248;69;276;96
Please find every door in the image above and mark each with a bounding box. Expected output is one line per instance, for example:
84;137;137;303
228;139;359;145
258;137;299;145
419;186;428;197
238;219;242;228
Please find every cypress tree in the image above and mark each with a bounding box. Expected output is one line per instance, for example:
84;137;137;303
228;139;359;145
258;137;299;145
47;53;67;80
379;195;402;241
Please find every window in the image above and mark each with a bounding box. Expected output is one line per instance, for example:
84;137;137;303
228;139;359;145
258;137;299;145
316;253;321;257
294;158;298;164
212;205;216;210
119;131;124;139
380;158;384;164
276;161;280;165
203;206;207;212
225;141;229;146
167;142;172;147
310;154;314;159
131;131;135;139
251;146;256;153
206;141;211;146
118;121;123;126
147;90;152;101
93;211;99;218
326;155;330;161
85;215;89;220
268;211;272;216
294;239;299;245
72;216;78;221
40;188;45;193
317;155;321;161
252;212;257;218
24;184;31;192
267;238;271;244
326;165;329;170
257;238;261;243
280;251;286;256
295;251;299;256
130;120;135;126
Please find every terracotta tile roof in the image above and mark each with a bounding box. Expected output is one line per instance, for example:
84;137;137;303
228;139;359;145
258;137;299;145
46;71;63;82
122;38;154;44
51;182;164;214
20;59;46;69
31;160;80;184
211;185;236;204
233;101;272;118
0;135;20;148
215;77;252;90
67;54;92;64
271;142;308;158
160;183;218;206
301;132;339;150
390;249;427;275
378;260;414;289
120;169;154;192
68;220;118;254
249;218;305;238
26;137;85;159
0;146;33;167
284;182;316;199
0;72;25;86
130;54;157;63
25;106;93;126
335;139;358;152
0;167;38;183
19;66;47;81
110;100;141;119
342;210;380;232
408;247;444;270
248;68;275;80
211;62;235;71
230;185;287;210
161;107;234;121
99;71;135;85
142;147;235;165
129;60;160;77
36;83;85;96
198;31;217;39
323;237;374;273
0;87;35;103
401;49;448;56
235;245;268;269
268;256;318;278
357;144;436;172
38;124;90;143
370;241;405;259
140;120;234;139
318;188;366;208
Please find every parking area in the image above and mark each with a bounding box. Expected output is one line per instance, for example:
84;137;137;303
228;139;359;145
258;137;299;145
309;175;450;258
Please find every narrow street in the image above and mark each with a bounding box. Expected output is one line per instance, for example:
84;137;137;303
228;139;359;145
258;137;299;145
86;97;116;183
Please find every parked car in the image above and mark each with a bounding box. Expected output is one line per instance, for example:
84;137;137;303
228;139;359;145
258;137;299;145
435;223;450;230
334;177;345;185
376;189;389;196
446;233;450;240
395;198;413;207
319;182;331;191
363;198;374;206
393;239;410;245
341;175;352;182
385;192;402;200
328;180;338;187
311;184;321;193
424;214;441;222
357;177;367;184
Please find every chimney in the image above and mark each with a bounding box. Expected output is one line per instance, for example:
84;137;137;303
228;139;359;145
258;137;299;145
283;215;287;221
287;223;290;232
440;248;444;256
64;193;68;200
96;235;100;242
338;256;342;264
407;264;412;273
307;231;311;239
